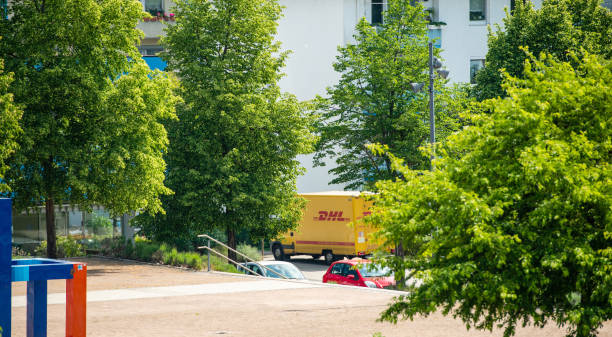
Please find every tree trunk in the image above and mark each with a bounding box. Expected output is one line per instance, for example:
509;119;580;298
395;242;405;290
45;196;57;258
227;227;237;264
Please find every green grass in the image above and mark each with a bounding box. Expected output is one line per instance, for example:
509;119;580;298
94;236;239;273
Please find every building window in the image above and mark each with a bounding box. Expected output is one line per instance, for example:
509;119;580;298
470;59;485;84
144;0;163;15
470;0;486;21
371;1;388;26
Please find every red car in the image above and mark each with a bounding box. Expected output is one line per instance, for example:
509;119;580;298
322;259;395;289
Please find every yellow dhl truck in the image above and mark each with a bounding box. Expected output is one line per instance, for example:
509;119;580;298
271;191;377;264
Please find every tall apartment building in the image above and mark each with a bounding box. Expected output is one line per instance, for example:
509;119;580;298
146;0;612;192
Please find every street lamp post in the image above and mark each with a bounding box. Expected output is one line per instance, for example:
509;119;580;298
411;41;449;170
428;42;436;165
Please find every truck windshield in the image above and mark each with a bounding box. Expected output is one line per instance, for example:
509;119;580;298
359;264;392;278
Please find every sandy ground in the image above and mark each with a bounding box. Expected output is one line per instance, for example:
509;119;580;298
9;257;612;337
11;257;244;296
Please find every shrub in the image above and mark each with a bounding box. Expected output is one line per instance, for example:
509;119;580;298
236;243;261;262
94;236;231;273
186;252;203;270
123;239;134;259
99;237;129;257
131;236;160;262
87;214;113;237
35;236;85;258
12;246;29;257
210;254;238;273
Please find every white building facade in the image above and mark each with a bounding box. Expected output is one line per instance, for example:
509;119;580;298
137;0;549;192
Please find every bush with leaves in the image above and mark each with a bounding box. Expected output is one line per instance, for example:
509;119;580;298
236;243;262;262
368;53;611;337
35;236;85;258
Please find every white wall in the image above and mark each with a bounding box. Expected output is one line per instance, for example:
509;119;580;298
435;0;542;83
277;0;349;192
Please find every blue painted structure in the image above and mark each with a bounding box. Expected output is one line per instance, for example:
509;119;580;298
0;198;11;336
0;198;86;337
143;56;167;71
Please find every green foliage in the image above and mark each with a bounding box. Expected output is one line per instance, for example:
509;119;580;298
35;236;85;258
473;0;612;101
12;245;29;257
96;237;227;272
138;0;314;257
99;237;130;257
0;0;179;257
133;236;161;262
0;59;21;192
87;214;113;237
185;252;203;270
210;254;239;273
314;0;469;189
368;53;611;337
236;243;262;262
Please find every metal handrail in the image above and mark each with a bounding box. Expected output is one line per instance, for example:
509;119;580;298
197;234;288;279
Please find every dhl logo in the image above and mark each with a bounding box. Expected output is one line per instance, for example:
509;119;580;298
314;211;351;222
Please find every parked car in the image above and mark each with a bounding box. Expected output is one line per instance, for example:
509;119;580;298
322;259;395;289
238;261;306;280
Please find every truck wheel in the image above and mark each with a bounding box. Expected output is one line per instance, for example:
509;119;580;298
272;244;285;261
324;251;335;265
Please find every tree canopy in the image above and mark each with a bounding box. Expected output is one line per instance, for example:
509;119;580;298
138;0;314;258
0;0;179;257
368;53;612;337
314;0;468;190
0;60;21;192
473;0;612;101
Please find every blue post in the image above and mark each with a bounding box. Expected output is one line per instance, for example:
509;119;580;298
0;198;12;337
27;280;47;337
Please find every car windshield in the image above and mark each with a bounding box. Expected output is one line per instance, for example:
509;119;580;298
359;264;392;278
264;264;304;279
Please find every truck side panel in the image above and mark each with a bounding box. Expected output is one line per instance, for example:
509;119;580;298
284;195;355;256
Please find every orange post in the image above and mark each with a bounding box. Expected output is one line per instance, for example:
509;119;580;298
66;263;87;337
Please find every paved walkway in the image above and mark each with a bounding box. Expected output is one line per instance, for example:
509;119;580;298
12;279;323;307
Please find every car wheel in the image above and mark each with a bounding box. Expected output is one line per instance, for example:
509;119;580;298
324;251;335;265
272;244;285;261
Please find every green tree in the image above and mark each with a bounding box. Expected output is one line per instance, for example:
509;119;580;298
0;60;21;192
314;0;468;190
147;0;314;261
368;53;611;337
473;0;612;101
0;0;179;258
